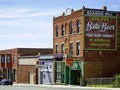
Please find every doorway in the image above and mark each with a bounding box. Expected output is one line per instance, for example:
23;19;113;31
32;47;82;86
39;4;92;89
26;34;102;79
40;72;43;84
28;72;34;84
70;70;81;85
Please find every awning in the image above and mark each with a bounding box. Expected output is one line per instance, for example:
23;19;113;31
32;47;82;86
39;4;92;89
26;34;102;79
54;54;63;59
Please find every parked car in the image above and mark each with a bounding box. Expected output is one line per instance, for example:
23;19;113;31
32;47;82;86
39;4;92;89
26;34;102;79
0;79;13;86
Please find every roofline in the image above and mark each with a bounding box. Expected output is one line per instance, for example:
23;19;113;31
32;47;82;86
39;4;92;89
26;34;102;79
0;47;53;51
54;6;120;19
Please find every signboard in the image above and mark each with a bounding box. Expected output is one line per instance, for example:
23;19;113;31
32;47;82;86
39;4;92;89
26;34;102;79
66;58;73;67
84;10;116;16
84;10;117;50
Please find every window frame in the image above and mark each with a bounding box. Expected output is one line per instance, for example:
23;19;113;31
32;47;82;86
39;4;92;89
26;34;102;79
69;43;73;54
69;21;74;34
56;25;59;37
76;42;80;55
13;55;16;64
56;44;59;54
1;55;5;63
76;21;80;33
7;55;11;63
61;43;64;54
61;24;65;36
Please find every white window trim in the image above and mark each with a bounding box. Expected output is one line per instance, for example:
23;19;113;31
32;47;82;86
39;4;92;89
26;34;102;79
76;40;80;42
70;41;73;43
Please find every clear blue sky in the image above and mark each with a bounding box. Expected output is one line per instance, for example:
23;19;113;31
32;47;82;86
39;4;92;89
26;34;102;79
0;0;120;50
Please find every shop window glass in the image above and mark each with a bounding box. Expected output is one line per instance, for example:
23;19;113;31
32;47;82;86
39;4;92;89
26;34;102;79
55;62;65;83
56;62;61;82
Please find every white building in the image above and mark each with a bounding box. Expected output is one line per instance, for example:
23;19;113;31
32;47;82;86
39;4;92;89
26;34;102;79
37;54;53;84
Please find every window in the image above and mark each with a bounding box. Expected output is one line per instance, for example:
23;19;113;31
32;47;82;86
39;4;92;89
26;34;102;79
56;44;58;54
1;56;5;63
76;42;80;55
43;74;46;79
76;21;80;33
56;25;59;37
61;44;64;54
13;55;16;64
70;43;73;54
56;62;61;82
55;62;65;83
7;56;11;63
61;24;65;36
13;69;16;81
8;69;12;79
50;65;52;69
69;21;74;34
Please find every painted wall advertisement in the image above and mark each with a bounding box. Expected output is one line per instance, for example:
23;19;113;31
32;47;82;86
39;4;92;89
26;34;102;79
84;10;117;50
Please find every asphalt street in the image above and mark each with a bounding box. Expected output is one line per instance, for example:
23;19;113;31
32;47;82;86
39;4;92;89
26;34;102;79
0;84;120;90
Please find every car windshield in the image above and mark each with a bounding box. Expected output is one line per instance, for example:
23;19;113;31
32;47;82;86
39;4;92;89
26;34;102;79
1;79;8;81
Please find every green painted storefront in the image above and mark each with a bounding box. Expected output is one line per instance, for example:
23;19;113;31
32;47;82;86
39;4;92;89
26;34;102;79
55;60;84;85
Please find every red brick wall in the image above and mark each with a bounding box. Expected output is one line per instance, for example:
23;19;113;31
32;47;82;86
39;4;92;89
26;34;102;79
53;10;84;57
84;12;120;79
0;49;18;69
84;57;120;78
18;65;37;84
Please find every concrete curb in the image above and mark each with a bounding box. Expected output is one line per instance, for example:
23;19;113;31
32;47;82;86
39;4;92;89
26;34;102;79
13;84;120;90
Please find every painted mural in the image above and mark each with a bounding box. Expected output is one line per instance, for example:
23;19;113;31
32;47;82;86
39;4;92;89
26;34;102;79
84;10;117;50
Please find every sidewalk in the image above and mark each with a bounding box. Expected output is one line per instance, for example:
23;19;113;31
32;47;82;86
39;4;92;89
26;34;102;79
14;83;120;90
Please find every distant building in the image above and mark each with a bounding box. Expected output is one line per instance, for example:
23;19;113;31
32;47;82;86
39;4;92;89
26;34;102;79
0;48;53;83
18;55;38;84
37;54;53;85
53;6;120;85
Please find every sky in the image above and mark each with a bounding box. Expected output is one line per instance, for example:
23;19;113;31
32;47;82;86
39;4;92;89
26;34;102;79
0;0;120;50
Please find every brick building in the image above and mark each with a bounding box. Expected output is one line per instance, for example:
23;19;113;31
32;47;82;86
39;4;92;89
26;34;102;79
18;56;38;84
53;6;120;85
0;48;52;83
